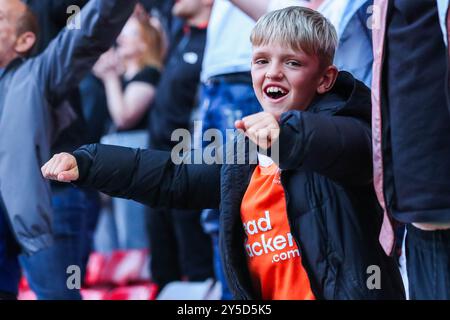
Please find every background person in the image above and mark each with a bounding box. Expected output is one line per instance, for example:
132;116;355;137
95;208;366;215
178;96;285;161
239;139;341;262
92;5;164;251
0;0;138;299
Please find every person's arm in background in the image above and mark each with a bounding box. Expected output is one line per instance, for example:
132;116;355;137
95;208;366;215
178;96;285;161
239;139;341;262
25;0;90;53
229;0;269;20
229;0;321;21
47;0;89;28
33;0;138;105
93;50;157;130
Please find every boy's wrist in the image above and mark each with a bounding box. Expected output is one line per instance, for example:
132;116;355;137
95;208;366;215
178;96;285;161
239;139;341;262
72;146;95;184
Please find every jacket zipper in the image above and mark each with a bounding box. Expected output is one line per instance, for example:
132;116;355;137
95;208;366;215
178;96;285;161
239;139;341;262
280;170;322;299
229;164;256;300
279;171;302;256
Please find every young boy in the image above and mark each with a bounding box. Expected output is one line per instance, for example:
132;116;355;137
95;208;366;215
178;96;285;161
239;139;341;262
42;7;404;300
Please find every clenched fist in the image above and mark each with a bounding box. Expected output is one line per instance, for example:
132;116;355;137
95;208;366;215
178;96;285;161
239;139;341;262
41;153;79;183
235;112;280;150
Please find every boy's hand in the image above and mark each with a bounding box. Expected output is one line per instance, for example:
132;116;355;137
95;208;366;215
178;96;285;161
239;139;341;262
41;153;79;183
235;112;280;150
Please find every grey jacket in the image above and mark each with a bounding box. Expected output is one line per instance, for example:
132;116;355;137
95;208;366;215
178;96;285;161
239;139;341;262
0;0;137;255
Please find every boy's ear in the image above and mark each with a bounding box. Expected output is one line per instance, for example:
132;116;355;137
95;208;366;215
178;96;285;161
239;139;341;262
317;65;338;95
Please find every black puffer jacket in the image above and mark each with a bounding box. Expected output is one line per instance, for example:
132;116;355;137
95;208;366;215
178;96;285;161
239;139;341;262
73;72;405;299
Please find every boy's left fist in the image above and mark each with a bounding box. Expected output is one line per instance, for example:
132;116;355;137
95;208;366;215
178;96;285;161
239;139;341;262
235;112;280;150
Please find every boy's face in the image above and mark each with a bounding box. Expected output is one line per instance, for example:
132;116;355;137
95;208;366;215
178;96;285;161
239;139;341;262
251;43;325;120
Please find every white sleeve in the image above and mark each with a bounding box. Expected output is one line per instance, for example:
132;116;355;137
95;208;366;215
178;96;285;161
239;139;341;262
267;0;311;12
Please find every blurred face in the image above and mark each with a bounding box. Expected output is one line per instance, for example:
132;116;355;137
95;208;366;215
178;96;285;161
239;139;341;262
0;0;25;68
172;0;203;20
116;18;145;61
251;43;324;120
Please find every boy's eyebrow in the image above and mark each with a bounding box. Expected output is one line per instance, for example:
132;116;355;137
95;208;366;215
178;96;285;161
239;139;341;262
252;49;307;60
252;48;270;55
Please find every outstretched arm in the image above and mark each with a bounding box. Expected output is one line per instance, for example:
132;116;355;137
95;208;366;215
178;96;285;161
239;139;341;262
42;144;222;210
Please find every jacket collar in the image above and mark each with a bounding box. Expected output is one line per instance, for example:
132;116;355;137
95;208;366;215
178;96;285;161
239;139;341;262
0;57;24;79
308;71;354;114
307;71;371;123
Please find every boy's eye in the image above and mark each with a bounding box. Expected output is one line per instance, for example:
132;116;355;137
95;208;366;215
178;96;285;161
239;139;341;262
286;61;301;67
254;59;268;65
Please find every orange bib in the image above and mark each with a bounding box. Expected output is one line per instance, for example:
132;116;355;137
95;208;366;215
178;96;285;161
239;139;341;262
240;155;315;300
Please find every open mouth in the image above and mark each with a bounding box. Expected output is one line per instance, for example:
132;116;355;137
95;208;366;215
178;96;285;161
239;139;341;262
264;86;288;100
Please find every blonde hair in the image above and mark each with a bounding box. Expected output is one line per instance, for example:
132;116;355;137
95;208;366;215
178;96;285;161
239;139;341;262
133;6;164;70
250;6;338;67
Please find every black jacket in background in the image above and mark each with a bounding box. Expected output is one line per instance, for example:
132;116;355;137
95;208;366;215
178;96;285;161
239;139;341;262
148;25;206;151
72;72;405;299
381;0;450;223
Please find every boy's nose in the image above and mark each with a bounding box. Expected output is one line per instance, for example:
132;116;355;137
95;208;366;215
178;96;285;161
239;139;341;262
265;72;283;80
265;65;283;80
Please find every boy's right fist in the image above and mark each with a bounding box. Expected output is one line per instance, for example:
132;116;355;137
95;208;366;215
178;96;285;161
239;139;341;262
41;153;79;183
